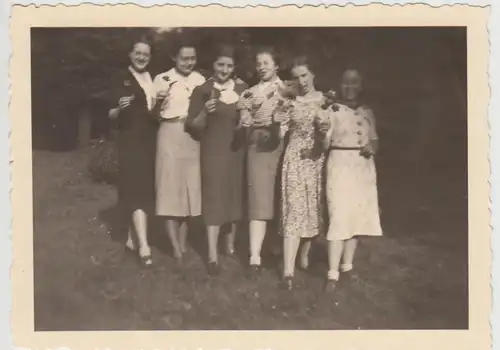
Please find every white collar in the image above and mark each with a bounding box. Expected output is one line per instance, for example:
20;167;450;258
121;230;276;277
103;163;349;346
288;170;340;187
258;77;282;90
128;66;154;110
213;79;235;92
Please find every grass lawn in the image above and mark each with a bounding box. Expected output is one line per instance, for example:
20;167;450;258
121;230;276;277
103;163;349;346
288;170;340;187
33;146;468;331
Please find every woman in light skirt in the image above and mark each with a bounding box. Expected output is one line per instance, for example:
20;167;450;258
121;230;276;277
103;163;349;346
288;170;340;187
153;42;206;264
323;69;383;292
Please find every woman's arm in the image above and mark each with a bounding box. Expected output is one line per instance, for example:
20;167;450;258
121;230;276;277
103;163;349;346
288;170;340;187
366;107;379;154
360;107;379;158
321;108;336;150
108;107;120;119
186;85;209;131
271;98;292;138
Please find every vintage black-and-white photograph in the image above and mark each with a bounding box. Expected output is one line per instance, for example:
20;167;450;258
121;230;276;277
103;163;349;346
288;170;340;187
30;25;468;331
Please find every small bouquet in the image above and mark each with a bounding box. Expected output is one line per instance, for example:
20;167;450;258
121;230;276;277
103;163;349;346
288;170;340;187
321;90;340;112
157;75;178;110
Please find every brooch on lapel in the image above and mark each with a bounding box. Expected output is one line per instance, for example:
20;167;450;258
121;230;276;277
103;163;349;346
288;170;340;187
123;80;131;87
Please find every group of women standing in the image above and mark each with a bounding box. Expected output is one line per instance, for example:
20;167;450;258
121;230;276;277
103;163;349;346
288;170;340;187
105;36;382;292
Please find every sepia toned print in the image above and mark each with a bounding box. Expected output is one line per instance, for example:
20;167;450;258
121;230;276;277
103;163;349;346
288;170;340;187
9;4;490;350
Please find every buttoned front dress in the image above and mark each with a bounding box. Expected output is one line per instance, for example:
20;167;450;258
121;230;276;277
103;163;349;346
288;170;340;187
324;104;383;241
154;69;205;217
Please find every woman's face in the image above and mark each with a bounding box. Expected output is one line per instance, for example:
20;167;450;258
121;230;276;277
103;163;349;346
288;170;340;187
129;42;151;72
175;47;197;76
340;70;362;101
213;56;235;84
256;52;278;82
291;64;314;95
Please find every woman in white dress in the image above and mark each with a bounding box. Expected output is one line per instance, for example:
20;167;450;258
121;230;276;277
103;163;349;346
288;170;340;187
323;69;383;292
154;43;206;264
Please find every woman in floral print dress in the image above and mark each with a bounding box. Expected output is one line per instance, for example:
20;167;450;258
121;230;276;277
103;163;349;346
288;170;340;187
278;56;332;289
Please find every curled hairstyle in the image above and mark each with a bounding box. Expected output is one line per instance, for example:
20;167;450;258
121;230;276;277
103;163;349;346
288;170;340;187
172;38;197;57
130;35;154;55
290;55;315;73
255;46;281;67
213;44;237;63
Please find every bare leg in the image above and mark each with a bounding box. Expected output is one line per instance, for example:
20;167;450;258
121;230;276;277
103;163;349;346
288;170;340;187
125;226;136;251
249;220;267;266
166;218;182;258
282;236;301;277
207;225;220;263
299;239;312;269
178;220;188;254
225;222;237;254
341;237;358;272
327;239;344;281
132;209;151;262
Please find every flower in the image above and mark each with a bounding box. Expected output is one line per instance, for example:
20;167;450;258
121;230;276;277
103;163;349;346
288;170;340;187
219;89;240;104
321;90;339;111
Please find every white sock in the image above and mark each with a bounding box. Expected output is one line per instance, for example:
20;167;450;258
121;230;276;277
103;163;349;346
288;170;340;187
327;269;339;281
250;255;261;266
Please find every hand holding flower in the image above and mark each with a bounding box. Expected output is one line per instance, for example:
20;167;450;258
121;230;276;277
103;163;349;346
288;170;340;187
360;142;375;159
240;109;253;128
118;95;135;109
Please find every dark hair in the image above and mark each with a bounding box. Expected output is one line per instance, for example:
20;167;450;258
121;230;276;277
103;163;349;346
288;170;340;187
172;39;197;57
130;36;154;54
339;67;366;101
255;46;280;67
290;55;314;74
213;44;236;63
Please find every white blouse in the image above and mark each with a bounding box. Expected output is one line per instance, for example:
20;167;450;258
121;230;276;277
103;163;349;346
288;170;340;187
154;68;206;119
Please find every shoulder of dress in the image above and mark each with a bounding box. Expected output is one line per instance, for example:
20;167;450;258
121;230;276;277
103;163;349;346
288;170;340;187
235;80;249;91
191;71;206;83
334;103;349;112
195;80;214;93
359;105;375;118
153;71;169;82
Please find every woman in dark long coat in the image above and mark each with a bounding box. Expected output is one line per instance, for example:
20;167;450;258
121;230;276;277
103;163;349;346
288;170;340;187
186;45;248;275
106;37;157;266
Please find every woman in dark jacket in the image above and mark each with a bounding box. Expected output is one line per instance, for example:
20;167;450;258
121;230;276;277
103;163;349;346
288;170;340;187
106;37;157;266
186;45;248;275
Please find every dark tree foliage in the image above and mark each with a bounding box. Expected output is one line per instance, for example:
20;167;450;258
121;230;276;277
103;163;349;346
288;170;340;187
31;27;467;185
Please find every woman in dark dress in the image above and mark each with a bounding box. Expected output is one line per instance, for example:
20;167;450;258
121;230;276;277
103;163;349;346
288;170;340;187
106;38;157;266
186;45;248;275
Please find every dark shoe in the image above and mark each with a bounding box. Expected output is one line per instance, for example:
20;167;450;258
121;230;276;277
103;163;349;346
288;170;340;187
341;270;359;284
247;264;261;280
207;261;220;276
324;279;338;293
279;276;294;290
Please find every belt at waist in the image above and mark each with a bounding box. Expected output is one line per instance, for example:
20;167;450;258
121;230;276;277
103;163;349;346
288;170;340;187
329;146;363;151
159;116;186;123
